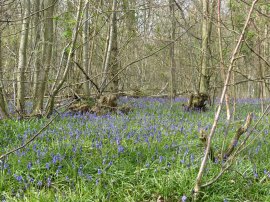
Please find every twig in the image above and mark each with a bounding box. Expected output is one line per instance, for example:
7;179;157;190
223;113;252;160
73;60;101;93
0;99;76;160
199;130;215;162
201;104;270;188
193;0;258;200
0;114;58;160
157;82;168;95
101;24;196;94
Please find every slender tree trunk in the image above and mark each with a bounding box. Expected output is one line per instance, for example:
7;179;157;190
46;0;83;116
257;37;264;113
217;0;230;120
32;0;41;113
264;20;269;97
16;0;31;114
82;1;91;96
110;0;119;93
169;0;176;98
199;0;215;94
100;0;118;93
199;0;210;93
193;1;258;200
0;30;9;118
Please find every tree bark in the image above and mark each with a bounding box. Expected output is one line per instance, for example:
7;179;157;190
32;0;41;111
193;1;258;200
100;0;118;93
199;0;215;94
82;1;91;96
110;0;119;93
0;28;9;118
169;0;176;98
16;0;31;114
32;0;55;115
45;0;83;116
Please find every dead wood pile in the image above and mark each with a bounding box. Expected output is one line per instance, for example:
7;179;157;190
69;94;132;115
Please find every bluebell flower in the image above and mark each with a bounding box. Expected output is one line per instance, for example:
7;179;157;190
47;177;52;187
14;174;23;183
27;162;32;170
37;180;42;187
27;175;34;183
86;174;92;181
118;145;124;153
72;145;77;153
45;162;50;170
181;195;187;202
52;153;62;164
159;156;163;163
78;166;83;176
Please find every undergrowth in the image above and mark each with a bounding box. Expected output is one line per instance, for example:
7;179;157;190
0;97;269;201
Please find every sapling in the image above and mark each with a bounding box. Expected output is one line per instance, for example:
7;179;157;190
193;0;259;200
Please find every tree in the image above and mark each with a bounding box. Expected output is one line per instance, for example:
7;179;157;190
82;1;91;97
199;0;215;94
169;0;176;98
32;0;56;115
0;28;9;118
16;0;31;114
100;0;119;94
45;0;84;116
110;0;119;93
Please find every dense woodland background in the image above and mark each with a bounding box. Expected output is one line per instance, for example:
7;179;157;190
0;0;269;118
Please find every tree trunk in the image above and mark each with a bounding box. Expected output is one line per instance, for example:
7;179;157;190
32;0;41;110
16;0;31;114
0;30;9;118
32;0;55;115
100;0;118;93
199;0;214;94
45;0;83;116
110;0;119;93
82;1;91;96
169;0;176;98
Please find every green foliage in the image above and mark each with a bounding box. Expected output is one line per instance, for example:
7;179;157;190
57;12;77;40
0;98;269;201
63;28;72;39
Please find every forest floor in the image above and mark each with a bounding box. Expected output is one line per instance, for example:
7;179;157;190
1;97;270;202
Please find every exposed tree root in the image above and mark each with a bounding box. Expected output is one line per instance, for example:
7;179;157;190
184;92;211;112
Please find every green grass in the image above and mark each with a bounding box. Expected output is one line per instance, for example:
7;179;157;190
0;97;270;201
